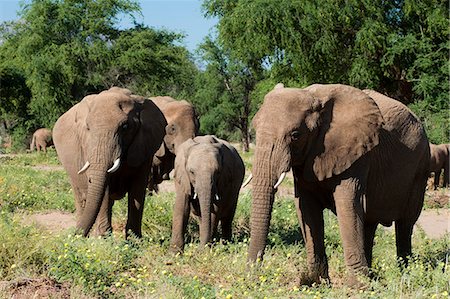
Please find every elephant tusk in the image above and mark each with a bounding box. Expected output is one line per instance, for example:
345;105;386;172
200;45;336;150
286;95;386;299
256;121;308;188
273;172;287;189
193;193;198;200
77;161;90;174
107;158;121;173
215;194;219;201
241;173;253;188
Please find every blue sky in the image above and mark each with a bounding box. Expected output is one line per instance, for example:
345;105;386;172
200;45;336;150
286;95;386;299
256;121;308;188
0;0;218;52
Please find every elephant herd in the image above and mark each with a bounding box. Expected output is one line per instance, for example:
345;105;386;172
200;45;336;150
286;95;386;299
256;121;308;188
27;84;446;287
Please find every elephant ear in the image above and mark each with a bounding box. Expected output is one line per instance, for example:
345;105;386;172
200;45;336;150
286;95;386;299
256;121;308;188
127;98;167;168
303;84;384;181
174;139;196;195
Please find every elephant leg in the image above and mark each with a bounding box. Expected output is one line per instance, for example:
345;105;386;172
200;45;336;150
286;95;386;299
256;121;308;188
434;169;441;189
395;219;414;267
220;214;233;242
295;194;329;283
333;179;368;282
126;176;147;239
170;193;191;252
363;222;378;268
211;212;219;242
443;161;449;187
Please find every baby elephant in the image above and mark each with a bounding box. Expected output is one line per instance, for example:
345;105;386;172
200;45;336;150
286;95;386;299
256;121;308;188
30;128;53;152
170;135;245;252
429;143;449;189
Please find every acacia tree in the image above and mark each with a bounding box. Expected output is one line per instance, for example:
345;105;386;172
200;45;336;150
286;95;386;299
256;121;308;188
193;36;262;151
203;0;448;105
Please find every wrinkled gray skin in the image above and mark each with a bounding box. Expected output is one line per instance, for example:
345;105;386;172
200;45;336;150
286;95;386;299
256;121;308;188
53;87;166;238
429;143;450;189
248;84;429;286
170;135;245;252
149;96;199;192
30;128;53;152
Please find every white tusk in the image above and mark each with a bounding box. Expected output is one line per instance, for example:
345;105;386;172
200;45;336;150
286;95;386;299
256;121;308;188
77;161;90;174
193;193;198;200
241;173;253;188
273;172;287;189
215;194;219;201
107;158;121;173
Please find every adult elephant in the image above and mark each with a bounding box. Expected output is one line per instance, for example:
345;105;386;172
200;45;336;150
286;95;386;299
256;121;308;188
53;87;167;238
429;143;449;189
247;84;429;285
170;135;245;252
30;128;53;152
148;96;199;192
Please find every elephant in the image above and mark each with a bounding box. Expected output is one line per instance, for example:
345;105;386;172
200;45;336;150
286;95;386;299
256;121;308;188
246;83;429;286
53;87;167;238
429;143;449;189
30;128;53;152
148;96;199;192
170;135;245;252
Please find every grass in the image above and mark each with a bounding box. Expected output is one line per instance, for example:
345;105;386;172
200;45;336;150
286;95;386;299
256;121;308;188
0;151;448;298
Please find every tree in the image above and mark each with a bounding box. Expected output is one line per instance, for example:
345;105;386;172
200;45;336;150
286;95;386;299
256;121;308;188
0;0;197;142
193;36;262;151
203;0;449;142
203;0;448;104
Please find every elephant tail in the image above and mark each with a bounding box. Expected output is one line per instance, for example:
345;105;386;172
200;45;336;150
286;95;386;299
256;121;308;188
30;134;36;151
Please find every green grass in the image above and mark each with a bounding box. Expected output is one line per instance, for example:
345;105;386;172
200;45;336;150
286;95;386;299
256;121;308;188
0;152;448;298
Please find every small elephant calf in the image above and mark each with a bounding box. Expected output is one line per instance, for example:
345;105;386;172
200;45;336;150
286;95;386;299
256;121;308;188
429;143;450;189
170;135;245;252
30;128;53;152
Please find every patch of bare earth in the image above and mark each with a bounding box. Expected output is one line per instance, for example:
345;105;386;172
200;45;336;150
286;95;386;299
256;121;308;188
31;165;64;171
0;278;70;299
22;211;76;233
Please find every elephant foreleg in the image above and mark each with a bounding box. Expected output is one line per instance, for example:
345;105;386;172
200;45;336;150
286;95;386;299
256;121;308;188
363;222;378;268
126;175;148;239
333;179;368;281
295;194;329;284
395;219;414;268
434;169;442;189
170;193;191;253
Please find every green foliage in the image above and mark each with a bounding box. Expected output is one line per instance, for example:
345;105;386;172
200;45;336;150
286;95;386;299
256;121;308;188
0;151;73;212
409;100;449;144
203;0;449;107
0;152;449;297
0;0;197;152
193;36;262;150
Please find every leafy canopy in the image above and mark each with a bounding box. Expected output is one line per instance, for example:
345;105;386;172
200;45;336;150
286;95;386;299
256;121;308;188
0;0;196;134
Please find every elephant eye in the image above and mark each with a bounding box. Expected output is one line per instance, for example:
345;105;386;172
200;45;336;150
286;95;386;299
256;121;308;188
291;131;300;141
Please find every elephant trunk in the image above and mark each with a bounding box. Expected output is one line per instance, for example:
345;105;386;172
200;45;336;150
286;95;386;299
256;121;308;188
77;134;119;236
77;166;108;236
248;139;290;262
196;179;214;247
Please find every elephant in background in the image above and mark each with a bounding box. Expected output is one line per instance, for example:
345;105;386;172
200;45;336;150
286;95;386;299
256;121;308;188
429;143;449;189
30;128;53;152
149;96;199;192
170;135;245;252
247;84;429;286
53;87;167;238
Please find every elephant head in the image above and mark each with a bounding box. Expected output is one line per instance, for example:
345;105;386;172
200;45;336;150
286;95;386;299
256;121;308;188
53;87;166;236
248;84;383;261
149;97;199;189
174;136;223;246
